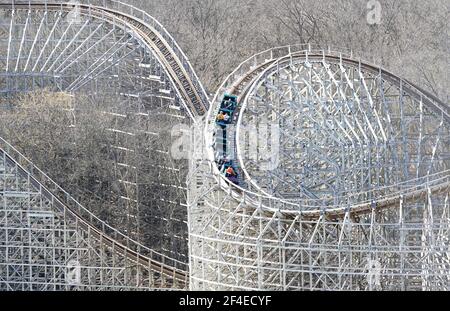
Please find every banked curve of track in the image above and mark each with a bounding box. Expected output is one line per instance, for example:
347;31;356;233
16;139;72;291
206;46;450;220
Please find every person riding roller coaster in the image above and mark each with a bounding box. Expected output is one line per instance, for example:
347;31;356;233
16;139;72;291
216;94;237;127
216;111;225;121
216;111;231;126
225;166;236;177
224;164;239;185
222;99;234;111
223;113;230;122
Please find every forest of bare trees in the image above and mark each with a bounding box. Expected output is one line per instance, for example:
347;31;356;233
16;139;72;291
130;0;448;101
0;0;447;259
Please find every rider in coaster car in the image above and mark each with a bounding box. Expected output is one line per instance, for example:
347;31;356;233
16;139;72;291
225;165;236;177
225;166;239;185
223;112;230;122
216;111;225;121
223;99;234;110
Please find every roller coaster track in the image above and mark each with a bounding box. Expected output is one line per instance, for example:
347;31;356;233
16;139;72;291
0;1;449;291
0;138;188;285
231;53;450;122
207;47;450;220
0;0;211;286
188;45;449;290
0;1;209;118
